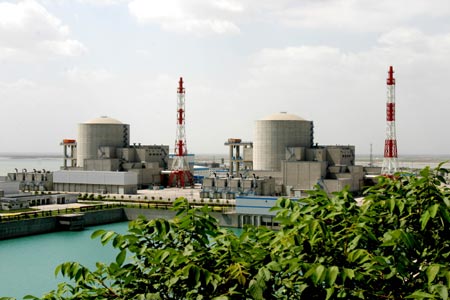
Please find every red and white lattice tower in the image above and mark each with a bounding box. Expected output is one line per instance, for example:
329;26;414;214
168;77;194;187
381;66;398;175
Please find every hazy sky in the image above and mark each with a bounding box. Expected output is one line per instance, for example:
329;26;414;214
1;0;450;156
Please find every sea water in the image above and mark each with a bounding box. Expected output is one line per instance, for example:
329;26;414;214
0;155;61;177
0;222;243;299
0;221;129;299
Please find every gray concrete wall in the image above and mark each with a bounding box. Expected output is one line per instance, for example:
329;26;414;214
325;146;355;166
0;209;125;240
0;217;57;240
84;209;126;226
282;161;327;190
123;207;177;221
0;181;20;195
0;207;240;240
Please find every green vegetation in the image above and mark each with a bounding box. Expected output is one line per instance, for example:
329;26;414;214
23;164;450;299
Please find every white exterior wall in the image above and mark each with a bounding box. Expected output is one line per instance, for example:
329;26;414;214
53;171;137;185
236;196;279;216
77;123;129;167
254;119;313;171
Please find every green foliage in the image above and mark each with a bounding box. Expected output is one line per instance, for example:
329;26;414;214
29;164;450;299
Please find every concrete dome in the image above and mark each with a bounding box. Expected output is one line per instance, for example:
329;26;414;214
261;112;306;121
84;116;123;125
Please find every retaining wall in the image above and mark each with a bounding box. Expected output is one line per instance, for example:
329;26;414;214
0;217;57;240
0;208;240;240
84;209;126;226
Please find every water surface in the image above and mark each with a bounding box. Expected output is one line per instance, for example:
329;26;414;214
0;221;129;299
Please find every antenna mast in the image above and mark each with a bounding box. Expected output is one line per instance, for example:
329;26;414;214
168;77;194;187
381;66;398;175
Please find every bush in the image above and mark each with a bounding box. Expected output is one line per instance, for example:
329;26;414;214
35;165;450;300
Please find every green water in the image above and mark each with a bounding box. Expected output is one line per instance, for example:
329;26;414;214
0;221;130;299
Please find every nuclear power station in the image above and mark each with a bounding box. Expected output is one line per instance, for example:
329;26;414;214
2;68;396;203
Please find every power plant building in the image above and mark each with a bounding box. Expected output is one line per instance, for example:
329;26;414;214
214;112;365;198
76;117;130;168
54;116;169;194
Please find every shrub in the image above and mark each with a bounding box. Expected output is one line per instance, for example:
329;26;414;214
38;165;450;300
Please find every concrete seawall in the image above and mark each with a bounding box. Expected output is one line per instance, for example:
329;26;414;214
0;208;239;240
84;208;126;226
0;217;57;240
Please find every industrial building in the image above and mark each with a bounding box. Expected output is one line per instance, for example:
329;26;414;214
251;112;364;196
55;116;169;194
53;170;138;194
0;191;77;211
205;112;365;198
3;170;53;192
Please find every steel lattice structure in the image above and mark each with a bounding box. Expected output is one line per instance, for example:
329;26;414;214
168;77;194;187
381;66;398;175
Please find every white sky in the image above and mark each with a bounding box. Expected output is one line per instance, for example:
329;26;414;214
1;0;450;156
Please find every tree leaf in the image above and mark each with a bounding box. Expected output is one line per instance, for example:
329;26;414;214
100;231;116;245
426;265;440;285
406;290;435;299
314;265;325;284
325;287;335;300
327;266;339;287
420;211;431;230
343;268;355;281
91;229;106;239
435;285;448;300
116;249;126;266
429;204;439;218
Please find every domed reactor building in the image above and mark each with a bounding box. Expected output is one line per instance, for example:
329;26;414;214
253;112;314;171
54;116;169;194
76;116;130;168
221;112;364;198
